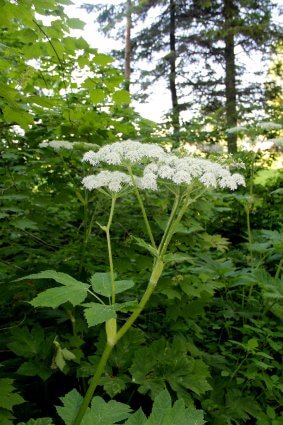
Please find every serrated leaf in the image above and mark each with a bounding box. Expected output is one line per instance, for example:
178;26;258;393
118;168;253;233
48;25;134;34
17;361;52;381
90;273;112;297
146;390;171;425
0;379;24;411
0;409;14;425
83;303;116;327
8;325;45;358
11;217;38;230
83;397;131;424
114;300;138;312
18;418;54;425
124;409;147;425
18;271;89;308
56;389;83;425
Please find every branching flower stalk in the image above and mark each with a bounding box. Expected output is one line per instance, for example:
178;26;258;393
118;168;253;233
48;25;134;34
105;194;117;304
127;164;157;249
72;141;245;425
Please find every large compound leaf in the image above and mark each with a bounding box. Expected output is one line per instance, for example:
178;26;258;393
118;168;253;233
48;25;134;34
18;271;89;308
56;389;131;425
146;391;205;425
56;389;204;425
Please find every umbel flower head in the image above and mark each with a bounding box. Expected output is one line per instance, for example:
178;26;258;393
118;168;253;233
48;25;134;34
82;141;245;193
82;140;166;166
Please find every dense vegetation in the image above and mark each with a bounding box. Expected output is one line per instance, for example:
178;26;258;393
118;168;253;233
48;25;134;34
0;1;282;424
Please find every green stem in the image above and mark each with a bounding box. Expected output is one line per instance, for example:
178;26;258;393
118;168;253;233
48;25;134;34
72;343;113;425
158;187;181;256
127;165;156;249
245;202;254;272
116;258;164;343
106;195;117;304
275;257;283;279
160;186;207;258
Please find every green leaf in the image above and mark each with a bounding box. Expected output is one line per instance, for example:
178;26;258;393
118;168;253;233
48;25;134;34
90;273;134;297
19;270;89;308
93;53;114;66
0;408;14;425
8;325;45;358
146;390;171;425
3;105;33;129
67;18;85;29
0;379;24;411
11;217;38;230
83;397;132;424
146;390;205;425
17;361;52;381
124;409;147;425
89;89;106;104
90;272;112;297
83;303;117;327
18;419;54;425
56;389;83;425
112;90;130;106
114;280;135;294
247;338;259;351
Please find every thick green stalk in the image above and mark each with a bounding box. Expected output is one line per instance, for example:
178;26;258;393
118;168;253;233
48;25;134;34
116;258;164;343
71;257;164;425
105;195;117;304
72;343;113;425
127;165;156;249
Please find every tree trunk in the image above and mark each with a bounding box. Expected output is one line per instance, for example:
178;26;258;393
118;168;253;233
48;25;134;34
223;0;237;153
169;0;180;146
125;0;132;92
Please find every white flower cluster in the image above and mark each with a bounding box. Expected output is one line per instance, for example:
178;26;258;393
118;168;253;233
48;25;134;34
82;140;166;166
82;171;131;193
39;141;74;150
226;126;248;134
39;141;99;151
82;141;245;193
140;155;245;190
258;122;282;130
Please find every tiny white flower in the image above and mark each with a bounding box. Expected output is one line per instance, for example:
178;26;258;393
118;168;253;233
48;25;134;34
200;172;217;188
